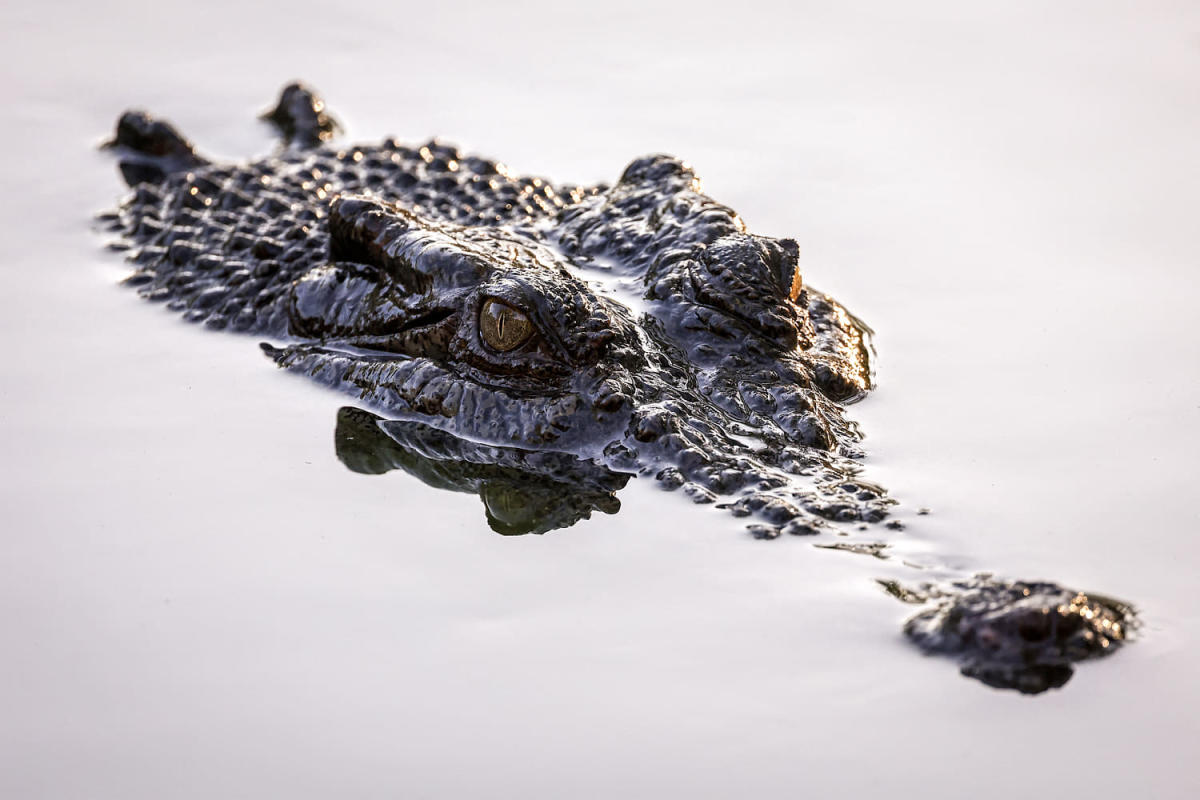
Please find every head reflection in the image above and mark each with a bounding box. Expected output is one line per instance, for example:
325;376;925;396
334;406;629;535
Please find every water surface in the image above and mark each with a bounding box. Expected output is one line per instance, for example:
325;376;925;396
2;1;1198;797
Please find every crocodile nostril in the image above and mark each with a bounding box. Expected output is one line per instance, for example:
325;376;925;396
1017;610;1053;642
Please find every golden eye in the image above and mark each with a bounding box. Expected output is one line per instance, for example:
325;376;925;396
479;299;534;352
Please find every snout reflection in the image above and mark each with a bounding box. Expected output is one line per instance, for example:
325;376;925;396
334;406;630;535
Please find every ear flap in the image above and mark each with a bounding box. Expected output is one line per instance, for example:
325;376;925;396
287;261;391;338
329;195;414;266
329;195;493;294
329;195;439;295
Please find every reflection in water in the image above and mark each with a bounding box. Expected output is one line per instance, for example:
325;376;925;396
335;406;631;535
336;405;1135;694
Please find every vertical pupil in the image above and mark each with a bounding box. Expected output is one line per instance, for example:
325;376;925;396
482;299;531;351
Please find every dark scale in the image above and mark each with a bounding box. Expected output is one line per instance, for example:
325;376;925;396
100;83;1134;694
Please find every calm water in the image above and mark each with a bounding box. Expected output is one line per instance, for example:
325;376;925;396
2;1;1198;797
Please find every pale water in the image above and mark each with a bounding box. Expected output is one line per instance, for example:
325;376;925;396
2;1;1198;797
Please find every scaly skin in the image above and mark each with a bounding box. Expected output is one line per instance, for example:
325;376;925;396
97;83;1134;693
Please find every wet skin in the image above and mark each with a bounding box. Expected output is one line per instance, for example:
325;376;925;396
99;83;1134;693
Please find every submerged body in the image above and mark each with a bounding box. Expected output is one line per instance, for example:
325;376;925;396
98;84;1132;693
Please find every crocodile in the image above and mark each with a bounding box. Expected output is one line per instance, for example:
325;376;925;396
97;83;1134;694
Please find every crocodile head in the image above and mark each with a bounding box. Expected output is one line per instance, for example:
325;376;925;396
267;157;877;488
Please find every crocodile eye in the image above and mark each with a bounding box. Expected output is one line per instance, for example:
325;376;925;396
479;299;534;352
